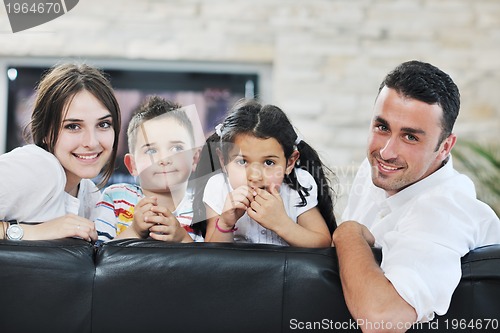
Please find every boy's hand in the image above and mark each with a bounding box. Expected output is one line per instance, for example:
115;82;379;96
131;196;157;238
147;205;192;243
247;185;289;231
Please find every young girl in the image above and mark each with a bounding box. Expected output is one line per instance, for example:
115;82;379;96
196;99;336;247
0;63;121;241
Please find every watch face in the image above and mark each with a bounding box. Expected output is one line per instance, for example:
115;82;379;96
7;224;24;240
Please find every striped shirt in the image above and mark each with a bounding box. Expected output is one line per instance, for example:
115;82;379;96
94;183;202;243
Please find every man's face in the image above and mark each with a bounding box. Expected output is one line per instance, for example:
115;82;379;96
367;87;455;196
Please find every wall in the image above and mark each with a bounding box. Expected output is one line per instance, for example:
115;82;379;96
1;0;499;215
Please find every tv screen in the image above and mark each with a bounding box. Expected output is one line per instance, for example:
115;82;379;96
5;65;259;185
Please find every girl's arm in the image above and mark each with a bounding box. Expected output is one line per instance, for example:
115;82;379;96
204;206;237;242
248;186;331;248
205;185;254;242
289;207;332;247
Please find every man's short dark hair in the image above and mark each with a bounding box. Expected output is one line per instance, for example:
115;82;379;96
379;60;460;150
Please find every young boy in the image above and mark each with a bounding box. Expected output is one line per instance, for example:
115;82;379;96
95;96;203;243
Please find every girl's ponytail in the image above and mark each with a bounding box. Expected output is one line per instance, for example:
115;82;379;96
294;140;337;234
191;132;222;237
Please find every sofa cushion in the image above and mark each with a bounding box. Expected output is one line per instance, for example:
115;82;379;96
0;238;95;333
92;240;350;333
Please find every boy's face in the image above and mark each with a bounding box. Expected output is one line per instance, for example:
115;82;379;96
126;116;197;193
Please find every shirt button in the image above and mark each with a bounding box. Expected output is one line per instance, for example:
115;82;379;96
261;230;266;235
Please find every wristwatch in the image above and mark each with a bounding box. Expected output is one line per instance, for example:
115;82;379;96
6;220;24;241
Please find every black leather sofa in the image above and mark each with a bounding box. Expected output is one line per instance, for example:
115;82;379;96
0;239;499;333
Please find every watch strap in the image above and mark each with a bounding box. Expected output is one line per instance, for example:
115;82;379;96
6;220;24;240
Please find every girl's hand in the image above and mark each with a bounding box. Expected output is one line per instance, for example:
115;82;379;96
219;185;254;230
249;186;332;247
23;214;97;242
247;185;290;231
131;196;158;238
147;205;193;243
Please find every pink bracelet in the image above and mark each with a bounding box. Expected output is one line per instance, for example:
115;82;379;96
215;217;238;233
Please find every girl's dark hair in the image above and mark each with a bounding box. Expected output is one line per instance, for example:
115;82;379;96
193;99;336;235
27;63;121;188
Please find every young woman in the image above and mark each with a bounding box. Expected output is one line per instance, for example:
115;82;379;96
0;63;121;241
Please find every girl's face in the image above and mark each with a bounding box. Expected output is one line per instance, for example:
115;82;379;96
221;133;298;192
125;116;198;193
53;90;115;193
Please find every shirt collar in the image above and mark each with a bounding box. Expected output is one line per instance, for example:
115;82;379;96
378;155;456;211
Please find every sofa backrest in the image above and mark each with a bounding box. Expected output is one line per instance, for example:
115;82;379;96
1;239;499;333
429;244;500;332
0;239;95;333
92;240;350;333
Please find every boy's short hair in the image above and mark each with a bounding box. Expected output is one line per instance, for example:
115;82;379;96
127;96;195;153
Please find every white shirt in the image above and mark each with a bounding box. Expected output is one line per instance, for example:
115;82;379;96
0;144;99;222
342;157;500;322
203;168;318;245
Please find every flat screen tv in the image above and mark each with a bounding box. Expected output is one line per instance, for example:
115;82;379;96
4;64;259;185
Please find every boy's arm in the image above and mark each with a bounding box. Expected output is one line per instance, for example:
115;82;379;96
115;226;141;239
116;197;157;239
94;191;119;242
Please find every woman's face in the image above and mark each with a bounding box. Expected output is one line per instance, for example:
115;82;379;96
53;90;115;193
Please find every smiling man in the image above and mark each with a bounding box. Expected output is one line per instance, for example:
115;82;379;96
333;60;500;333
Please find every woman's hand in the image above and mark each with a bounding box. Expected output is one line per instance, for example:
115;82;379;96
147;205;193;243
23;214;97;242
